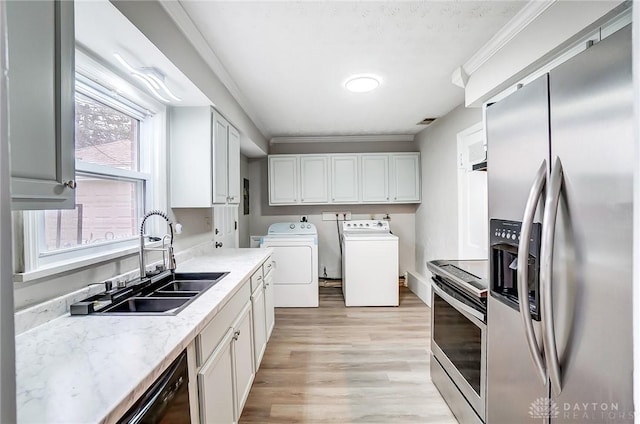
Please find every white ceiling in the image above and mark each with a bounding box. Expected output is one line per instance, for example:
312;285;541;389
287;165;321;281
176;1;525;139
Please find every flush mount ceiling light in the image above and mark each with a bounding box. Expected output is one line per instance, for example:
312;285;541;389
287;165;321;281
114;53;182;103
344;75;380;93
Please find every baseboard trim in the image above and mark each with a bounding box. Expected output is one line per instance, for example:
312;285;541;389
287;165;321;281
406;271;432;308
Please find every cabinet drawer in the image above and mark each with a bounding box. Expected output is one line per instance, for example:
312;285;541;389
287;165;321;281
197;280;250;366
263;257;274;278
250;268;263;292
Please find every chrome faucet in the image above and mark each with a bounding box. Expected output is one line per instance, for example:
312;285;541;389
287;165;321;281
140;210;176;279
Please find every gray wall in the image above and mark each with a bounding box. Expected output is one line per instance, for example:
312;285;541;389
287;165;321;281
414;104;482;279
238;154;250;248
247;140;418;279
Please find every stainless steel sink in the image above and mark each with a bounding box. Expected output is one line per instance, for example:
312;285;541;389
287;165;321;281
103;297;190;314
71;271;229;316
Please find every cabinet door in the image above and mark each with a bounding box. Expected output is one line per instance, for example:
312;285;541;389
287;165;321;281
264;270;275;339
232;302;255;419
8;0;75;210
198;329;235;424
299;155;329;203
212;205;238;249
170;107;213;208
330;155;359;203
391;153;421;202
251;285;267;369
212;113;229;204
227;125;241;204
268;156;298;204
361;155;389;202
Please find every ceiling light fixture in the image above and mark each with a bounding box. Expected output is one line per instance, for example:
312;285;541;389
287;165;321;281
345;75;380;93
113;53;181;103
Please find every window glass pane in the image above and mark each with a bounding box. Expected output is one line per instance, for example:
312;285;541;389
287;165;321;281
75;92;139;171
43;176;140;252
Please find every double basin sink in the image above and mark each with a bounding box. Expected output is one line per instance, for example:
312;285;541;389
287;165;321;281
70;272;228;316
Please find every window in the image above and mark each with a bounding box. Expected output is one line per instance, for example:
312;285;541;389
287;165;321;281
24;73;161;270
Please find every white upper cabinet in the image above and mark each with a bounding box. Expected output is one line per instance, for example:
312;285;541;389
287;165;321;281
390;154;421;202
268;155;298;204
268;152;420;205
8;0;76;210
212;113;229;204
227;125;241;204
299;156;329;203
330;155;359;203
170;107;240;207
360;155;389;203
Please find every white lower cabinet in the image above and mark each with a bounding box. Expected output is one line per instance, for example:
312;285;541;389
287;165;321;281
251;282;267;369
231;302;255;419
198;329;235;424
264;267;275;339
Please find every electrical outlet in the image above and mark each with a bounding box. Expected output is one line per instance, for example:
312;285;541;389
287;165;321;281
322;211;352;221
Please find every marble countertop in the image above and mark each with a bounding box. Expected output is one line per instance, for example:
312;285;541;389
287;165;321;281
15;248;271;424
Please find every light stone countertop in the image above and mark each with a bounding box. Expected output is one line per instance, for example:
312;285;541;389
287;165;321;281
15;247;271;424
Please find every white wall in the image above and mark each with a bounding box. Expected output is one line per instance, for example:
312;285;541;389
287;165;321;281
247;140;418;279
413;104;482;292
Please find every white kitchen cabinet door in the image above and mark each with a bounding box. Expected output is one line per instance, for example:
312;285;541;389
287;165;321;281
268;155;298;204
264;269;275;339
8;0;75;210
212;112;229;204
213;205;238;249
251;284;267;369
198;329;235;424
170;107;213;208
330;155;359;203
232;302;255;419
360;155;389;203
390;153;421;203
299;155;329;203
227;125;241;204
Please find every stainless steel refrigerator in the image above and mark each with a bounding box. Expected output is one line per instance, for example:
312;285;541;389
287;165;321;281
486;24;633;423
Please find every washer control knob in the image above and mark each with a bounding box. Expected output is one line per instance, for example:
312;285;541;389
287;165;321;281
289;224;295;229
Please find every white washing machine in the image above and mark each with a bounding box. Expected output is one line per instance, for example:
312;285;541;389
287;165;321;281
260;222;319;307
342;220;399;306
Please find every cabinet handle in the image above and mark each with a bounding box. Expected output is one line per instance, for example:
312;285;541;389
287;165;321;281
233;330;240;341
215;242;223;248
257;276;262;280
64;180;77;189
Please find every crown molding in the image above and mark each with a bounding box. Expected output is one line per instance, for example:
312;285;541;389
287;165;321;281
451;0;556;87
159;0;268;134
270;135;415;144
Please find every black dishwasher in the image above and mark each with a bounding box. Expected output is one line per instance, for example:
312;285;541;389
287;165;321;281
118;351;191;424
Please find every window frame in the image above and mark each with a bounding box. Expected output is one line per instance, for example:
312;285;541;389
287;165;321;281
21;65;164;273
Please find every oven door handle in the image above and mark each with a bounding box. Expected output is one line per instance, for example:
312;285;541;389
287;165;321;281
431;280;485;323
517;160;547;385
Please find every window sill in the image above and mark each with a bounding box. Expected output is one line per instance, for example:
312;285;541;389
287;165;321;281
13;243;150;283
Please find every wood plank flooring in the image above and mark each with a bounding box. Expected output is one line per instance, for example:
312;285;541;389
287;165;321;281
240;286;457;423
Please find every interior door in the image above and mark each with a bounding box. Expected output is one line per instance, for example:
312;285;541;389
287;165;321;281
457;123;488;260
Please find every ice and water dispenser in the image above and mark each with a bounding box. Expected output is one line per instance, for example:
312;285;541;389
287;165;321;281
489;219;541;320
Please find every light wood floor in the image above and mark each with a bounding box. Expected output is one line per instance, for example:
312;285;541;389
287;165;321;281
240;286;458;423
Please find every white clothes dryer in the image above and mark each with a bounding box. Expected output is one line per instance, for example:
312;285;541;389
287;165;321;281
342;220;399;306
260;222;319;307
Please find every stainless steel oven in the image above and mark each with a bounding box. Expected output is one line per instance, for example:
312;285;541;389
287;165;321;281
427;260;488;424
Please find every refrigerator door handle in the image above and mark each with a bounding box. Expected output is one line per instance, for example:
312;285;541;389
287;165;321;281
541;156;564;395
517;160;547;384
